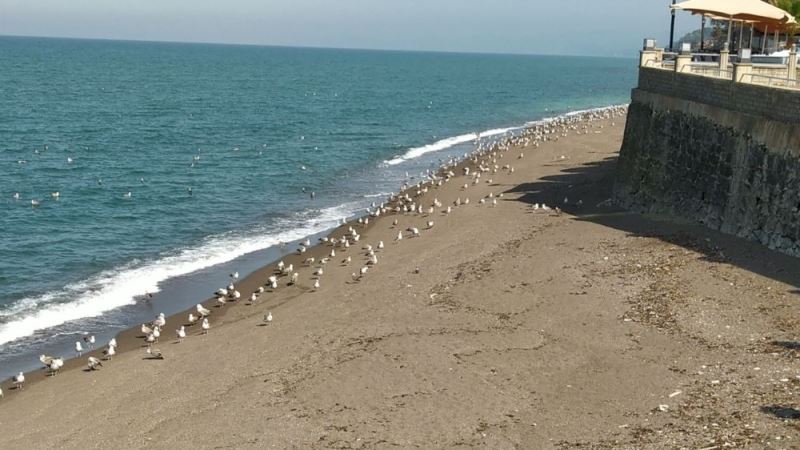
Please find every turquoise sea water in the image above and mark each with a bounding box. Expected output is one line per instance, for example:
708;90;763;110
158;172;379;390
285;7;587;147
0;36;635;374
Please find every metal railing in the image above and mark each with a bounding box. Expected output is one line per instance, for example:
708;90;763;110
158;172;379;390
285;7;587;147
682;64;733;80
742;73;800;90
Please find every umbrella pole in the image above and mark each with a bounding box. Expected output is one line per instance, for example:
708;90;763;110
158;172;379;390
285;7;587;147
763;25;769;54
727;17;733;50
738;21;744;51
749;24;754;50
775;29;779;52
669;0;676;51
700;15;706;51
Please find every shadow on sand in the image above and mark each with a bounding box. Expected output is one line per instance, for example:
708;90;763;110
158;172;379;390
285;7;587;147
503;155;800;291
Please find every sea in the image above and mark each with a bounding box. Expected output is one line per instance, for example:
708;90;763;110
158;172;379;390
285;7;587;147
0;36;636;377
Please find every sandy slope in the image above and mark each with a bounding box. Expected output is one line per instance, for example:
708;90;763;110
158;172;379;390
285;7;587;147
2;111;800;449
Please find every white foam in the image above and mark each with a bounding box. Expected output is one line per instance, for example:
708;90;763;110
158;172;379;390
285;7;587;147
383;121;563;167
0;202;361;347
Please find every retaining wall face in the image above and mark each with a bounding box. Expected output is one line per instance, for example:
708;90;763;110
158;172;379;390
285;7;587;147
615;88;800;256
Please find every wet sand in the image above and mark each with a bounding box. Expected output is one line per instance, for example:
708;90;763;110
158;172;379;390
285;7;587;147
3;108;800;449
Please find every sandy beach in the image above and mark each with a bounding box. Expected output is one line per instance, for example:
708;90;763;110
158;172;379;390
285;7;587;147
3;108;800;449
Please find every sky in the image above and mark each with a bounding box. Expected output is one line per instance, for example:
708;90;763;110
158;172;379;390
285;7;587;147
0;0;696;57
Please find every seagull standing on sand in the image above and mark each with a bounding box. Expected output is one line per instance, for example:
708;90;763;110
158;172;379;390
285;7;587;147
13;372;24;389
201;318;210;334
104;345;116;360
109;337;117;348
188;313;198;325
87;357;103;370
197;304;211;317
264;312;273;325
146;347;164;359
75;341;83;357
176;326;186;342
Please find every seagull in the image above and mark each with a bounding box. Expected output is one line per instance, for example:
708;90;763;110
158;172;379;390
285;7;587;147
109;337;117;348
396;231;403;241
264;312;273;325
201;318;210;334
66;157;73;164
377;241;384;250
40;354;54;368
217;296;226;307
176;326;186;342
197;304;211;317
12;192;20;200
290;272;299;285
87;356;103;370
104;345;116;360
30;199;40;207
314;268;324;277
83;334;96;349
250;293;258;303
153;313;166;328
313;279;320;290
427;220;435;229
230;271;239;280
141;324;153;336
146;347;164;359
51;191;60;199
49;358;64;376
123;192;132;199
0;386;3;399
75;341;83;357
12;372;24;389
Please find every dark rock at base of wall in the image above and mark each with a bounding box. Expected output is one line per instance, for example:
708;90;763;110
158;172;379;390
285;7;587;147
614;97;800;257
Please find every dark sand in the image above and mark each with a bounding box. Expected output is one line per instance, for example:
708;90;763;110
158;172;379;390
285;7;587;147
2;109;800;449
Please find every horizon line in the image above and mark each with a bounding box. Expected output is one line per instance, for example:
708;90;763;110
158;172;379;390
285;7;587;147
0;33;636;60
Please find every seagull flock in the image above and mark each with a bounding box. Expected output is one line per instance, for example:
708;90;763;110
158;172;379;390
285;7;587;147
1;106;626;397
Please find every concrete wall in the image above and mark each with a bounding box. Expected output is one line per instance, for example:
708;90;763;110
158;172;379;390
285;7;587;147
615;68;800;256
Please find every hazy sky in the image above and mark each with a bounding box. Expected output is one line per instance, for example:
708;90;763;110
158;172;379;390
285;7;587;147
0;0;695;57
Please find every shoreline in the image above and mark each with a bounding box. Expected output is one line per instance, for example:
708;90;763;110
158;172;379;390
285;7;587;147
4;102;800;448
0;104;629;382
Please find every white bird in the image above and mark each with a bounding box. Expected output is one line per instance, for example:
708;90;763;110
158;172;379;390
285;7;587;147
104;345;116;360
0;386;3;399
313;279;320;290
152;327;161;341
75;341;83;357
270;279;278;290
197;304;211;317
201;318;210;334
290;272;299;285
176;326;186;342
230;271;239;280
108;337;117;348
256;286;264;294
217;296;226;307
12;192;20;200
123;192;132;199
250;293;258;303
409;227;420;237
51;191;60;199
146;333;156;345
87;356;103;370
146;347;164;359
141;324;153;335
40;354;54;368
427;220;435;229
264;312;273;324
396;231;403;241
49;358;64;376
314;268;324;277
187;313;198;325
377;241;384;250
13;372;25;389
83;334;96;349
30;199;40;207
153;313;166;328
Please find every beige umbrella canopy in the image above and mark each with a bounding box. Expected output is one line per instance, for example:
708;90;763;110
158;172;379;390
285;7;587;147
672;0;795;24
672;0;795;51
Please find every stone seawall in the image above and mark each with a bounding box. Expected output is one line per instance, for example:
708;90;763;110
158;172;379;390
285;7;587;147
615;68;800;256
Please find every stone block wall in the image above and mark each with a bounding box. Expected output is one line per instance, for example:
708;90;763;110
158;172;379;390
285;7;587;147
615;68;800;256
